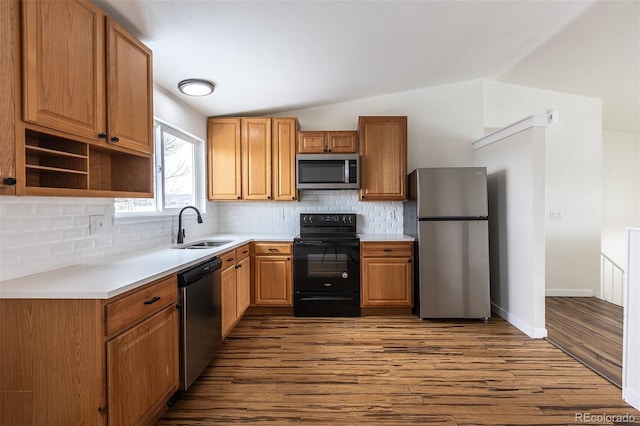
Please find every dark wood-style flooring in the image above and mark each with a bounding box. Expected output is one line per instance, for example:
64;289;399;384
546;296;624;388
157;315;638;425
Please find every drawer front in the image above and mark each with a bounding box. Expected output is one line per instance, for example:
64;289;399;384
106;275;178;337
252;242;292;256
220;249;237;270
236;243;251;261
361;242;413;257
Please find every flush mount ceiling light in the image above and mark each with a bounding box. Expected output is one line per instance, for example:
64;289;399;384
178;79;215;97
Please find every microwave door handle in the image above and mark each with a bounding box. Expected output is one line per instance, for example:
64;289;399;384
345;160;349;184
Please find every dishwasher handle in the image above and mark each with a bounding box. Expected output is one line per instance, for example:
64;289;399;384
177;257;222;287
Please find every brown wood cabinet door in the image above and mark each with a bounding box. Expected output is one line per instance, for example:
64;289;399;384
358;116;407;201
326;131;357;153
241;117;272;200
208;118;242;200
253;255;292;306
297;131;326;153
272;117;298;201
0;299;106;426
361;257;413;307
0;0;17;195
221;265;237;338
236;256;251;317
106;17;153;153
107;306;179;426
22;0;106;141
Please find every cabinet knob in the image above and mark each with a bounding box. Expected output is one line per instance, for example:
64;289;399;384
111;136;120;143
236;264;242;269
98;133;107;139
237;196;241;200
292;196;296;200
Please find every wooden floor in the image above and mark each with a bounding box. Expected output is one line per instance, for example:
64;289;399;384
546;296;624;388
157;315;639;425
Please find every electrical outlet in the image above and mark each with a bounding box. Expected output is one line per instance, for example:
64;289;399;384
387;210;396;220
549;211;563;221
89;215;106;234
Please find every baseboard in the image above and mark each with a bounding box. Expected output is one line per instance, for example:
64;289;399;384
545;289;594;297
491;302;547;339
623;386;640;412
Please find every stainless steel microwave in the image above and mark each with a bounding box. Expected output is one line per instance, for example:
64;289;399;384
296;154;359;189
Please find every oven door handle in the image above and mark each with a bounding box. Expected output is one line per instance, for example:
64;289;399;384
294;241;360;247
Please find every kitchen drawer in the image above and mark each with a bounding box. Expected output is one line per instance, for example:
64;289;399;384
236;243;251;260
252;242;292;255
105;275;178;337
360;242;413;257
220;249;237;270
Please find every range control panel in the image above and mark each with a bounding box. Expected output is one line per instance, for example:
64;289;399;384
299;213;357;232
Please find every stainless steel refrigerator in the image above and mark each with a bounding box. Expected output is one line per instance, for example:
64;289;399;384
403;167;491;320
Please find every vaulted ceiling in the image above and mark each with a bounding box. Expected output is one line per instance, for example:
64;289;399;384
97;0;639;133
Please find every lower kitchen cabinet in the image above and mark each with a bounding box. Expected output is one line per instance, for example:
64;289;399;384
0;274;179;425
361;241;414;307
107;305;178;426
221;244;251;338
252;242;293;306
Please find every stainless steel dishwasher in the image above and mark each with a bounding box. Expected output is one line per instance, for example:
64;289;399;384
177;256;223;391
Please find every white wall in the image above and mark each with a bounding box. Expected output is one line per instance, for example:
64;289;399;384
473;125;547;338
484;81;603;297
277;79;485;172
623;228;640;411
602;130;640;265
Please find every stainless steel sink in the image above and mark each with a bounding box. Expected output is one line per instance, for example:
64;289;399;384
173;240;233;249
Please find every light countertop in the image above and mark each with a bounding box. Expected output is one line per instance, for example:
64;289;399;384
0;233;413;300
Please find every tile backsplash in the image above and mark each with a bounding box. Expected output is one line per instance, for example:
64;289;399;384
216;190;403;235
0;191;402;281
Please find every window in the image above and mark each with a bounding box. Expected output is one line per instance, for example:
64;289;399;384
115;120;205;215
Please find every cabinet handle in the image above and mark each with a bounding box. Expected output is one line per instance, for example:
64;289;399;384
2;177;17;186
143;296;161;305
227;257;235;262
268;248;279;252
110;136;120;143
98;133;107;139
242;250;249;254
383;248;392;252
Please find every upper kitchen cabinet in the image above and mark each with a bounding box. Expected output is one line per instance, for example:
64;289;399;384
22;1;153;154
272;117;298;201
207;118;242;200
0;0;154;197
242;117;272;200
22;0;106;142
207;116;298;201
358;116;407;201
0;0;18;195
106;17;153;153
297;131;357;153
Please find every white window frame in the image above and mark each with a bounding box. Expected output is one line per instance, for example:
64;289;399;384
115;119;206;220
